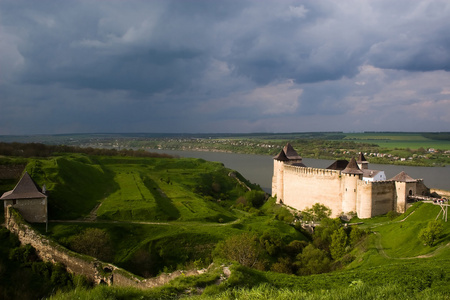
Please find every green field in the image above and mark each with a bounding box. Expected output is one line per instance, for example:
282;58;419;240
341;132;450;150
13;154;304;277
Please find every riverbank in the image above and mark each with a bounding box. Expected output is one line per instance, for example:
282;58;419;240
149;149;450;193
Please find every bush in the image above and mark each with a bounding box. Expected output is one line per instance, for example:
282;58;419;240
70;228;114;261
387;210;400;220
330;227;348;260
301;203;331;223
214;233;265;269
9;244;38;265
296;244;331;275
349;226;366;246
418;220;444;246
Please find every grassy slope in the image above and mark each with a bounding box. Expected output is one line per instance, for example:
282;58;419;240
26;155;118;220
26;154;250;222
26;154;305;275
48;200;450;299
9;152;450;298
342;132;450;150
95;156;244;222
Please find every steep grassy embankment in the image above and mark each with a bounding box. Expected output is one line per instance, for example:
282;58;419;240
50;202;450;299
23;154;305;277
26;154;257;222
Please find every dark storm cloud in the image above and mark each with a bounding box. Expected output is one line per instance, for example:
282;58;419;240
1;0;450;134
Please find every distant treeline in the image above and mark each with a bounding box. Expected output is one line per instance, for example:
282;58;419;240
0;142;173;158
422;133;450;141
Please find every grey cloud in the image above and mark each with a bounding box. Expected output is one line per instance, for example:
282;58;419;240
1;0;450;134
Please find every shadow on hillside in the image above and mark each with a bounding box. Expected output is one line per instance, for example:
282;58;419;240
142;175;180;220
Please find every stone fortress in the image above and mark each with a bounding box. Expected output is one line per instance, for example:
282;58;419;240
272;143;429;219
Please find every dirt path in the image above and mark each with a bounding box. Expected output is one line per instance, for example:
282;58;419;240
374;231;449;260
83;202;102;221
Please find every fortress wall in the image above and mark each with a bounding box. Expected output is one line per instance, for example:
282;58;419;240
356;181;372;218
357;181;395;218
5;207;105;282
368;181;395;216
3;198;47;223
416;179;429;196
342;174;359;213
272;160;285;201
282;165;343;216
5;207;208;288
393;181;416;213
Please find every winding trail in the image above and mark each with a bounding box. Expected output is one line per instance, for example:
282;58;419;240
371;204;449;260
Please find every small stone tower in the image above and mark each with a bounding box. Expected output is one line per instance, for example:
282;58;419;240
357;152;369;170
1;172;48;224
390;171;417;213
272;143;304;203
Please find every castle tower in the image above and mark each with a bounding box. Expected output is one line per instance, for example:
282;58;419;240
390;171;417;213
1;172;48;224
272;143;304;203
341;157;363;213
357;152;369;170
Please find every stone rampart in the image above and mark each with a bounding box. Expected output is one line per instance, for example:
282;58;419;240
5;207;207;288
282;165;344;216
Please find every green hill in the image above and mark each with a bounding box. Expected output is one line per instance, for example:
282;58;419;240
26;154;257;222
47;202;450;300
1;152;449;299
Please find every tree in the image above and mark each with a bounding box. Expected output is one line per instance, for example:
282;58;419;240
70;228;114;261
301;203;331;223
349;226;366;246
418;220;444;246
245;190;266;208
330;227;348;260
313;217;342;250
214;233;265;269
296;244;331;275
259;230;283;256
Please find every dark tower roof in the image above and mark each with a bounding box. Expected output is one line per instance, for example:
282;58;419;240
283;143;302;160
390;171;416;182
327;159;349;170
342;157;363;175
274;143;302;161
357;152;367;163
0;172;46;200
273;148;289;161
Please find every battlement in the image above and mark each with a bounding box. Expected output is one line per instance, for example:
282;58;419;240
284;164;340;177
359;179;396;186
273;144;427;218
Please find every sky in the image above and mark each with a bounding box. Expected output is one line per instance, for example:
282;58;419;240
1;0;450;135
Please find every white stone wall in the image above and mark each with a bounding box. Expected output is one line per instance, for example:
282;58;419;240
281;165;344;217
273;161;409;219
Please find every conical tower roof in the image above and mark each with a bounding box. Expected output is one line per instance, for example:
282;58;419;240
283;143;302;160
273;143;302;161
326;159;349;170
342;157;363;175
273;148;289;161
390;171;416;182
0;172;46;200
357;152;367;163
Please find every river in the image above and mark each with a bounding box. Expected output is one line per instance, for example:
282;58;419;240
150;149;450;193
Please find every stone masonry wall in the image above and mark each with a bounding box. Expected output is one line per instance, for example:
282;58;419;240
282;165;344;217
5;207;207;288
